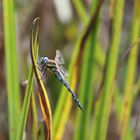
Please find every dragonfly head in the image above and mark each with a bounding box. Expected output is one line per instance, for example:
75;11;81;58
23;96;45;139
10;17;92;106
40;57;48;65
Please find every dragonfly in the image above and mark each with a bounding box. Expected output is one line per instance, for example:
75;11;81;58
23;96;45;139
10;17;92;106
38;50;83;111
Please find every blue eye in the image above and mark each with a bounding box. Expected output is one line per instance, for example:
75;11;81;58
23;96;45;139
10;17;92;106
40;57;48;64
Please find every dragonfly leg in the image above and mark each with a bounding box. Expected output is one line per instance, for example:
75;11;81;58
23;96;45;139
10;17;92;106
36;62;43;71
36;63;45;72
40;68;47;80
36;65;42;71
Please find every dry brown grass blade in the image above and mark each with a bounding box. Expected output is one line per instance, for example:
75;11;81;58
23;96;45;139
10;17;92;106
30;17;52;140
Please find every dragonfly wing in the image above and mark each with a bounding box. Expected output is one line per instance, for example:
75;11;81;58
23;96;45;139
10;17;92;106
55;50;65;65
58;65;69;78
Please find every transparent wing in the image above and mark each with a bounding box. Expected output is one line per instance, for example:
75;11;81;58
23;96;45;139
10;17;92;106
55;50;65;65
58;65;69;78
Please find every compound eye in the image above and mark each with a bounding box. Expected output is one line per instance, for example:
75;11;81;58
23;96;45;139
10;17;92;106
43;57;48;63
40;57;48;64
40;57;44;64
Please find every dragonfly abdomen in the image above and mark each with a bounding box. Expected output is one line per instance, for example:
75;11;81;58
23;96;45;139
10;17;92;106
55;72;83;111
64;82;83;111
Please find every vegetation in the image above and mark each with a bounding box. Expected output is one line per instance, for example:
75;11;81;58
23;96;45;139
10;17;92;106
1;0;140;140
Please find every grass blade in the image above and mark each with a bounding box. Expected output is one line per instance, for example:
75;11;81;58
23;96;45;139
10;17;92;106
91;0;125;139
72;0;88;24
119;0;140;139
53;1;104;139
74;1;102;139
31;93;39;140
74;27;99;140
52;37;82;139
2;0;21;139
16;18;40;140
30;19;52;140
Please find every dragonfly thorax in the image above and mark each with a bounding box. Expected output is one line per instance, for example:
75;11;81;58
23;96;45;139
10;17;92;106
40;57;49;65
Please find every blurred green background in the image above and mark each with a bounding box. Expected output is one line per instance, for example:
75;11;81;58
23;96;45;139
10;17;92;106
0;0;140;140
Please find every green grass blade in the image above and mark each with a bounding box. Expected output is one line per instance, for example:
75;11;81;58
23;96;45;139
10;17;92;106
16;18;40;140
2;0;21;139
74;0;103;139
72;0;88;24
53;1;104;139
53;37;81;139
38;123;45;140
120;0;140;139
91;0;125;139
133;78;140;103
31;94;38;140
74;17;100;140
52;3;88;135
